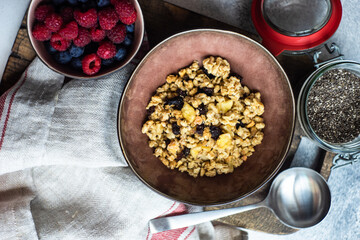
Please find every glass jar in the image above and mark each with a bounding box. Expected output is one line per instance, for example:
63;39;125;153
252;0;342;56
297;60;360;154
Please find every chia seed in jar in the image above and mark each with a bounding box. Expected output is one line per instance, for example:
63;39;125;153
307;69;360;144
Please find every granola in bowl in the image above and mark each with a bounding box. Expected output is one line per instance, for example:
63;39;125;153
141;56;265;177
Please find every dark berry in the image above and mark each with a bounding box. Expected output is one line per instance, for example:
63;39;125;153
98;7;118;30
50;33;71;51
202;67;216;79
67;0;79;5
74;8;98;28
236;121;246;129
198;87;214;96
197;103;207;115
69;44;84;57
165;96;184;110
106;23;126;43
52;0;66;5
73;27;91;47
145;106;155;119
196;124;205;135
35;5;54;21
44;41;57;54
97;40;116;59
102;58;114;66
97;0;110;7
71;57;83;69
55;50;72;64
44;13;63;32
176;147;190;161
209;126;222;140
32;23;52;41
114;47;127;61
177;89;187;97
59;21;79;40
123;34;133;46
126;24;135;33
172;122;180;135
90;25;106;42
60;7;74;24
119;10;136;25
82;53;101;75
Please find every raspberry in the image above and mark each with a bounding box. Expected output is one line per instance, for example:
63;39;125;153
106;23;126;44
74;8;98;28
97;40;116;59
82;53;101;75
73;27;91;47
35;4;54;21
90;25;106;42
110;0;119;4
50;33;71;51
59;21;78;40
44;13;63;32
32;23;52;41
60;6;74;24
98;7;118;30
119;10;136;25
115;0;135;18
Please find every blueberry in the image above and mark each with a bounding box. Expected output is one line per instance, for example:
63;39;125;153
115;47;127;61
52;0;66;5
236;121;246;129
97;0;110;7
78;0;88;2
165;96;184;110
196;124;205;135
69;45;84;58
209;126;222;140
176;147;190;160
71;57;82;69
55;51;72;64
171;122;181;135
202;67;216;79
102;58;114;66
177;89;187;97
197;103;207;115
126;24;135;33
198;87;214;96
44;41;57;54
67;0;78;5
123;34;133;46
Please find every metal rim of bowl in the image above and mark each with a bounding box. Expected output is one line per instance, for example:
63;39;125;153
117;29;296;206
297;59;360;153
26;0;144;80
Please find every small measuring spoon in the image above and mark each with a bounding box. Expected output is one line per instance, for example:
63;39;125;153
149;167;331;233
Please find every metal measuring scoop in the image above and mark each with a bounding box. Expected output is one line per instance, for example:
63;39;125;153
149;167;331;233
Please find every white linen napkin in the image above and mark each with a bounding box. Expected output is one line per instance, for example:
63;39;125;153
0;39;216;239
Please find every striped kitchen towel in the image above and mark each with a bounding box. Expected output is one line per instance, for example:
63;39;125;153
0;37;216;240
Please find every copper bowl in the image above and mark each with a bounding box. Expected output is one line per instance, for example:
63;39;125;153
118;29;295;206
27;0;144;79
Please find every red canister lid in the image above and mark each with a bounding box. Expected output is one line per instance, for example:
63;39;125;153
251;0;342;56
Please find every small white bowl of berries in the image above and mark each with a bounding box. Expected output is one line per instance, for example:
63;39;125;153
27;0;144;79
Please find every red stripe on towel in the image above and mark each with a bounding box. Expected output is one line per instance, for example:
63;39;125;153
0;70;28;151
150;204;189;240
183;226;196;240
146;202;177;240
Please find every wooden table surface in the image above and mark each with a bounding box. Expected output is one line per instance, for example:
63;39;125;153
0;0;334;235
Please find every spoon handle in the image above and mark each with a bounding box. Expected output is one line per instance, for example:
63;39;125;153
149;202;265;233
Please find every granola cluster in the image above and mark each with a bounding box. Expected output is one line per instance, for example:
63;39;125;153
142;56;265;177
